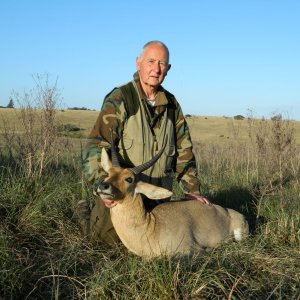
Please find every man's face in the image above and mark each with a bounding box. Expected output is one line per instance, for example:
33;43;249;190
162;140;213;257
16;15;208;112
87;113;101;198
136;44;171;90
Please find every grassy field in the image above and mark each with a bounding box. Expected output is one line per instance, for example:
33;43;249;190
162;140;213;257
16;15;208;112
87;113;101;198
0;108;299;299
2;108;300;143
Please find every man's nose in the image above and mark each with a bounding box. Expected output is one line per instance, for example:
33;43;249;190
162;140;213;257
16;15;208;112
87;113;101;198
152;62;161;73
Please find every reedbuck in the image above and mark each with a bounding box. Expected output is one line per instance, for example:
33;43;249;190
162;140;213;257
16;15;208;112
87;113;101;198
96;139;249;259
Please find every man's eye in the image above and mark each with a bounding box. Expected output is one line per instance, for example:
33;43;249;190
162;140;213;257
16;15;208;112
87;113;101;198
125;177;133;183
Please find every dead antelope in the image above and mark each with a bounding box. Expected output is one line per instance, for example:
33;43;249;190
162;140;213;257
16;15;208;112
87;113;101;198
96;140;249;259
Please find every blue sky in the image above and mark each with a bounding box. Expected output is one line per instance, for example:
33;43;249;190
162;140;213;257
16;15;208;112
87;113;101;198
1;1;300;119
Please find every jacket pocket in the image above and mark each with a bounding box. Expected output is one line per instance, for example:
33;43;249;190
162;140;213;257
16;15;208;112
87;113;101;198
165;143;175;173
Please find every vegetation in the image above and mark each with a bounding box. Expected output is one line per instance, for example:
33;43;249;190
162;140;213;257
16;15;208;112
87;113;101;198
233;114;245;120
0;81;299;298
0;98;15;109
7;98;15;108
68;106;87;110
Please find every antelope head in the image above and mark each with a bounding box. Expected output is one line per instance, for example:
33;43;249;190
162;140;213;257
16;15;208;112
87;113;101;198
95;135;172;207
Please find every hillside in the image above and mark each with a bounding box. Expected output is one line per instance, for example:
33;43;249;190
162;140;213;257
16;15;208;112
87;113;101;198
1;108;300;144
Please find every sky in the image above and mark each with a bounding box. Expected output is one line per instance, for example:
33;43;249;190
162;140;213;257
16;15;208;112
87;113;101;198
1;0;300;120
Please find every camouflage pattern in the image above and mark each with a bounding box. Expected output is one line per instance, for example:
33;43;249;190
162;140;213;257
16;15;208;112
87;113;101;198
82;72;200;195
81;72;201;243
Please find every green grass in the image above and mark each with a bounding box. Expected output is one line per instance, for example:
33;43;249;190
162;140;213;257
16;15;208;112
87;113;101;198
1;146;299;299
1;108;300;299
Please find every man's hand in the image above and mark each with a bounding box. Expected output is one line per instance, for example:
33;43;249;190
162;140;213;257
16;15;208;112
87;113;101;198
185;193;211;204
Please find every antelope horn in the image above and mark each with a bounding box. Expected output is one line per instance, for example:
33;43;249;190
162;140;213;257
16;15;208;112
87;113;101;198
110;129;121;168
130;138;167;175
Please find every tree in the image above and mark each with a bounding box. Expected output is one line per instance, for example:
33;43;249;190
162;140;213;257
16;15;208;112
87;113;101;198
7;98;14;108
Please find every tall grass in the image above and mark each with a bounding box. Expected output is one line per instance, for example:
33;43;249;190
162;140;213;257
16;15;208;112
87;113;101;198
0;89;299;299
1;164;299;299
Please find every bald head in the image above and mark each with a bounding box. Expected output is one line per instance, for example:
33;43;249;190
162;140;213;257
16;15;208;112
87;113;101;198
136;41;171;97
140;41;170;64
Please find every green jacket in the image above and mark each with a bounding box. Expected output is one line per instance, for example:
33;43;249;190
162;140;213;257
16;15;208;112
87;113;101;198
82;72;200;195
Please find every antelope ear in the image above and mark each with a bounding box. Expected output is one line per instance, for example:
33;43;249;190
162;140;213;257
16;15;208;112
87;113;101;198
135;182;173;200
101;148;112;172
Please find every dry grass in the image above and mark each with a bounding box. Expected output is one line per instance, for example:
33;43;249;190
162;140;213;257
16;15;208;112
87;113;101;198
187;115;300;145
1;77;299;298
0;108;98;136
2;108;300;144
1;106;300;299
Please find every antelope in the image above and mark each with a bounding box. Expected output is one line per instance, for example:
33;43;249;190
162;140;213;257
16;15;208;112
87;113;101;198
95;139;249;259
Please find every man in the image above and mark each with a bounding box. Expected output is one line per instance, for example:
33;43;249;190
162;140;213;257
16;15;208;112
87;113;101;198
79;41;209;244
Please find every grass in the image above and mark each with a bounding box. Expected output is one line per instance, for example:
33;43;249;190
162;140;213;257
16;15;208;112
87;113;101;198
1;155;299;299
0;108;300;299
2;108;300;144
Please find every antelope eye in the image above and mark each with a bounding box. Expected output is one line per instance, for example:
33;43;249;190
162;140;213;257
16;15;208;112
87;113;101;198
125;177;134;183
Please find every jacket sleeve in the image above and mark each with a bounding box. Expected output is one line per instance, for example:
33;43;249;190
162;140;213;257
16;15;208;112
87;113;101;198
82;89;125;184
174;103;201;194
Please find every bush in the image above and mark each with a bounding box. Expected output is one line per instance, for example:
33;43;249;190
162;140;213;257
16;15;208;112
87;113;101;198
0;74;72;177
234;114;245;120
57;123;81;132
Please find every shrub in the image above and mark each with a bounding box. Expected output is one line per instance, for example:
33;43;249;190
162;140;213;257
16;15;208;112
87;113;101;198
234;114;245;120
57;123;81;132
0;74;72;177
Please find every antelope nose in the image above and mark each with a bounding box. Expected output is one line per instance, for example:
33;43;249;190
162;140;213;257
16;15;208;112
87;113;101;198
99;181;109;190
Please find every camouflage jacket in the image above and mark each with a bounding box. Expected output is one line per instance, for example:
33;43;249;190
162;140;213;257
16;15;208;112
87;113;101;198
82;72;200;195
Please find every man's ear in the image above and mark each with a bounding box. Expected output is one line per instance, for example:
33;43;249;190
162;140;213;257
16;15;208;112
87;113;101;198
167;64;171;71
136;56;141;71
101;148;112;172
135;182;173;200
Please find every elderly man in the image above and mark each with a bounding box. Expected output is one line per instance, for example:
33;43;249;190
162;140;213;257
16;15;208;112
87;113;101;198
79;40;208;244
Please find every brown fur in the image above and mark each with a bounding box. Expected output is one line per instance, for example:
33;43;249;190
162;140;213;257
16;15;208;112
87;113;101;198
96;148;249;258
